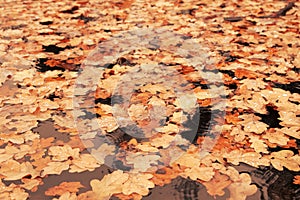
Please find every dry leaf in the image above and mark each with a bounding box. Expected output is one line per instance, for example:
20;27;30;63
41;161;70;176
223;150;270;168
150;134;175;148
0;160;39;181
249;135;268;153
21;178;41;192
126;152;160;172
238;114;268;134
262;129;289;146
91;170;129;200
174;151;201;168
202;172;232;197
269;150;300;171
122;173;154;196
183;166;215;181
155;123;180;134
227;173;257;200
281;126;300;139
10;187;29;200
90;143;115;164
48;145;80;161
70;154;101;173
128;104;149;121
45;182;84;196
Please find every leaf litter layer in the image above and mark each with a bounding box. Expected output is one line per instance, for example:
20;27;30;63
0;0;299;200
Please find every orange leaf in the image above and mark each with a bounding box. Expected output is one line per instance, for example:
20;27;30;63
45;182;84;196
45;59;61;67
293;175;300;185
235;68;258;79
151;166;182;186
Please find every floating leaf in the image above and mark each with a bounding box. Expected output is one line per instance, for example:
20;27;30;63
202;172;232;197
45;182;84;196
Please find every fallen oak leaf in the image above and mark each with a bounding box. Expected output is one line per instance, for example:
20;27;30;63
122;173;154;196
48;144;80;161
202;172;231;197
9;187;29;200
21;178;41;192
41;161;71;176
125;153;160;172
45;182;84;196
262;129;289;146
281;126;300;139
227;173;257;200
269;150;300;171
249;135;268;154
238;114;268;134
183;166;215;182
150;134;175;148
235;68;259;79
90;143;115;164
155;123;180;134
0;160;39;181
31;156;51;171
91;170;129;200
173;151;202;168
223;150;270;168
69;154;101;173
219;166;240;182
